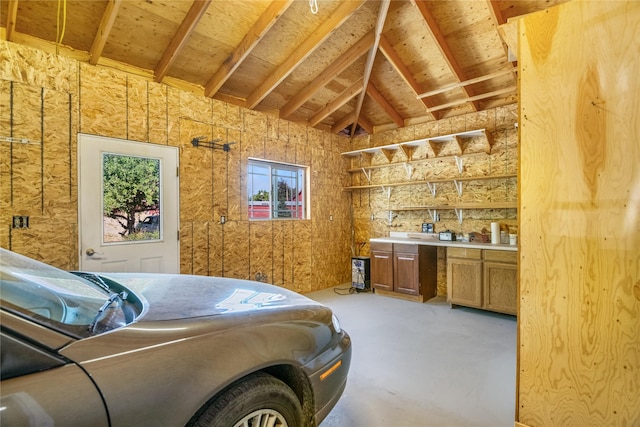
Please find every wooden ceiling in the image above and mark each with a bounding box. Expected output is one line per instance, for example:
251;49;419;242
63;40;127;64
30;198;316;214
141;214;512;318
1;0;569;136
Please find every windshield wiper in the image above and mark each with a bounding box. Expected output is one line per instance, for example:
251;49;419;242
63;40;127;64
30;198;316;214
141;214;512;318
88;290;128;333
73;272;113;294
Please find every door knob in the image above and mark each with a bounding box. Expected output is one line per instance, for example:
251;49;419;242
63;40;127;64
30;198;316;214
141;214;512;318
86;248;98;256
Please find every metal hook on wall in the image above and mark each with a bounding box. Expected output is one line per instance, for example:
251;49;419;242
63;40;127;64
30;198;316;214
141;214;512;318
191;136;235;152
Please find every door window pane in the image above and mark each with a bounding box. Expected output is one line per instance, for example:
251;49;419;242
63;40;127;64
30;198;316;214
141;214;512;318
102;154;161;243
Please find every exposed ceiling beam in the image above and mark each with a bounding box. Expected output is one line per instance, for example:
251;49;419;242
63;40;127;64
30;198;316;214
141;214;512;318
89;0;121;65
280;29;375;119
350;0;390;136
358;114;373;134
366;82;404;127
427;86;516;113
332;112;355;134
417;68;515;99
309;78;363;127
411;0;480;111
378;35;438;120
154;0;211;83
246;0;364;109
205;0;293;98
486;0;514;61
5;0;19;42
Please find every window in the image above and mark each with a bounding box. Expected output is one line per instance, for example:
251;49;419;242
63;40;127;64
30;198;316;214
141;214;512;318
248;159;308;220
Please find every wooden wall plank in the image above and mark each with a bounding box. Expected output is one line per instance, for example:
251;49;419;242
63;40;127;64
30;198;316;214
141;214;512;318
518;1;640;425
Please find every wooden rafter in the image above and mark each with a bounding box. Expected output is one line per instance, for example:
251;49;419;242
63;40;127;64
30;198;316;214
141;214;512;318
309;78;363;127
411;0;480;111
350;0;390;136
246;0;364;109
280;29;374;119
366;82;403;127
5;0;19;42
332;112;355;134
378;35;438;120
154;0;211;83
417;68;515;99
426;86;516;113
205;0;293;98
89;0;121;65
486;0;514;61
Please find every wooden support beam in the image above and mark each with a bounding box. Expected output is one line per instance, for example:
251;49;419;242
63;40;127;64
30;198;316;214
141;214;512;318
366;81;404;127
5;0;19;42
411;0;479;111
309;79;363;127
246;0;364;109
350;0;390;136
205;0;293;98
280;30;374;119
378;35;438;120
89;0;121;65
332;112;355;134
417;68;515;99
154;0;211;83
426;86;516;113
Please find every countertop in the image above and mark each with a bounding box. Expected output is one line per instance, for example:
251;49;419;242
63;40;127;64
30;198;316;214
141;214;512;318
370;232;518;251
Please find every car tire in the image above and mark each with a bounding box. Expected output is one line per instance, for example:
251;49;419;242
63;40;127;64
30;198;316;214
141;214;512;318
192;372;303;427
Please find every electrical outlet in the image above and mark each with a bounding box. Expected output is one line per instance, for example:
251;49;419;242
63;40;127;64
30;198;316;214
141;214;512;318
12;216;29;229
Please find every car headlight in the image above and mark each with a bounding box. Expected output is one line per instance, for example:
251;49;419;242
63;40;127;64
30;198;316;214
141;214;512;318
331;314;342;333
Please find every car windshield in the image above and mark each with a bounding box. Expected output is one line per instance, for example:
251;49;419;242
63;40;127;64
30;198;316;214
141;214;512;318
0;249;138;338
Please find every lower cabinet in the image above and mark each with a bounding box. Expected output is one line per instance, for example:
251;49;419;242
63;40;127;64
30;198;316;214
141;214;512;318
447;248;517;315
371;242;437;302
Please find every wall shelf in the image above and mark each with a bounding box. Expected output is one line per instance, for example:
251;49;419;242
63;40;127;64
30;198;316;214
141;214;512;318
343;173;516;192
342;128;491;171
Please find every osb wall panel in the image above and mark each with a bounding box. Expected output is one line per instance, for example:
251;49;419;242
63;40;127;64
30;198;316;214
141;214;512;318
518;2;640;425
350;104;518;296
1;41;352;294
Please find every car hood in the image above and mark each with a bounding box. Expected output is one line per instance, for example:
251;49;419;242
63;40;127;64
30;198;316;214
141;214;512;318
101;273;321;322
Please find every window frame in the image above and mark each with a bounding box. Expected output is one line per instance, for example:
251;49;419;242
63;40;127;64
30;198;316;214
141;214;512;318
247;158;310;221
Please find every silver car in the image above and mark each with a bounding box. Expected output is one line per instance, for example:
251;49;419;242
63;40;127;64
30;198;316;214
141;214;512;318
0;248;351;426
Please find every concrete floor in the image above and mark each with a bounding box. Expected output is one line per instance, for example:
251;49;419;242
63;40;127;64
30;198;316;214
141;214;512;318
307;286;517;427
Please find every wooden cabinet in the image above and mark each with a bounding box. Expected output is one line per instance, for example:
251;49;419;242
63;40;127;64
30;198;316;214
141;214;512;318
447;248;517;315
370;242;393;291
447;248;483;308
370;242;437;302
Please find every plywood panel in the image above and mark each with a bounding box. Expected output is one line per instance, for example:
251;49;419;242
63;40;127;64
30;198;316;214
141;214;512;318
179;119;212;221
79;64;127;138
518;2;640;425
126;77;148;142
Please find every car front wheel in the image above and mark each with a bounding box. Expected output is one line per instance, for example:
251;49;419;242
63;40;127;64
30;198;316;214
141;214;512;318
192;372;303;427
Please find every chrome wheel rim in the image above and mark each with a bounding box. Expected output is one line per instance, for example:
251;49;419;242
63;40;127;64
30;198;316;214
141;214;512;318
234;409;288;427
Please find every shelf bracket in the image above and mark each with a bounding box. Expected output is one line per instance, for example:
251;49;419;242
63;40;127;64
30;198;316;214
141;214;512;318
454;155;464;173
361;168;372;183
427;208;438;222
454;208;463;224
402;163;413;179
387;210;397;225
453;180;463;196
380;186;392;200
426;182;437;197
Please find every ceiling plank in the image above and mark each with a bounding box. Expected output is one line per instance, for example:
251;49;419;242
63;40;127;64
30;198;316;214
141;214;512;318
154;0;212;83
411;0;480;111
205;0;294;98
309;78;363;127
417;68;515;99
358;114;374;134
89;0;122;65
366;82;404;127
245;0;365;109
427;86;516;113
486;0;515;61
378;35;438;120
280;29;375;119
350;0;391;136
5;0;19;42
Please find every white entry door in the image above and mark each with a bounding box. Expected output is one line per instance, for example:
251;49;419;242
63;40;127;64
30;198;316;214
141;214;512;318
78;134;179;273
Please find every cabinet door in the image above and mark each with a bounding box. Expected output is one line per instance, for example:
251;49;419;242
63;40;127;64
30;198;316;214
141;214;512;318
483;261;517;315
394;251;420;296
447;258;482;307
371;250;394;291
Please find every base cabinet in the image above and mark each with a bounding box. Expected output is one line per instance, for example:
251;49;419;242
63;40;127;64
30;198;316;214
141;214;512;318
371;242;437;302
447;248;517;315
